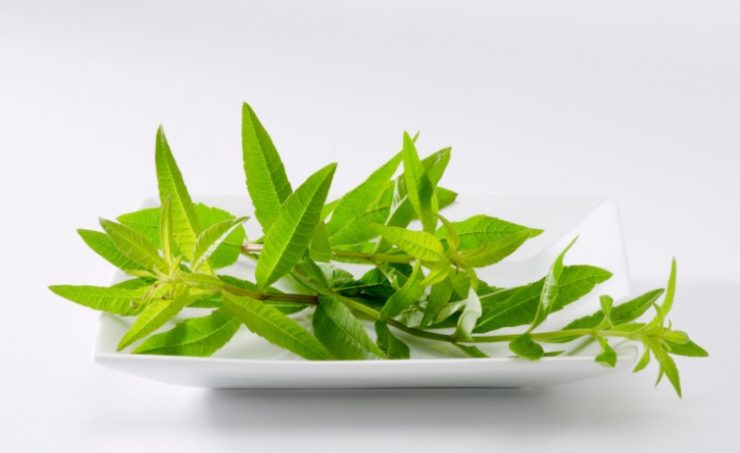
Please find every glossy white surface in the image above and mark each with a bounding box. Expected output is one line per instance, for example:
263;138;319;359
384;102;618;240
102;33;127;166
94;195;630;388
1;1;738;451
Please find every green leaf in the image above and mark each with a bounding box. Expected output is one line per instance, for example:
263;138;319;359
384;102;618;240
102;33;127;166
401;132;437;232
633;347;651;372
599;295;614;326
327;152;401;236
191;216;248;272
255;163;337;288
418;258;451;286
241;102;293;230
422;147;451;186
49;284;149;315
421;276;455;327
474;265;612;333
77;229;141;271
133;307;240;356
313;297;386;359
562;288;665;331
118;204;246;269
438;215;543;251
336;268;395;301
650;339;682;397
309;222;332;262
456;229;540;268
662;258;677;315
380;263;424;320
159;197;176;265
99;219;167;272
193;204;247;268
372;225;444;262
437;187;458;209
530;238;578;330
118;291;195;350
117;207;161;245
378;148;453;234
509;334;544;360
328;207;389;246
112;277;155;290
455;288;482;342
666;339;709;357
155;127;202;260
221;293;332;360
374;322;410;359
595;337;617;367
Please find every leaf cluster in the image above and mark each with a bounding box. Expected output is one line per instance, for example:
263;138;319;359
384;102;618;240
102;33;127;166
50;103;707;396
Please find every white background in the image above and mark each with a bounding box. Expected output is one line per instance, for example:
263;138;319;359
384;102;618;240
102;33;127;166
1;1;738;451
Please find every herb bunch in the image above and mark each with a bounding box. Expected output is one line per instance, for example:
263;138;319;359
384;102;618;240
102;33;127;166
50;103;707;396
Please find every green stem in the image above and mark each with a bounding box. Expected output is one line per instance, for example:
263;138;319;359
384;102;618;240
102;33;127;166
241;242;414;264
235;244;646;349
470;328;639;344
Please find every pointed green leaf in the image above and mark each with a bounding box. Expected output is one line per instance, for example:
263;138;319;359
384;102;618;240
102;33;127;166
666;339;709;357
118;203;246;269
380;263;424;320
418;258;451;286
313;297;386;359
633;347;651;372
112;277;155;290
99;219;167;271
77;229;141;271
159;198;175;265
650;340;682;397
422;147;451;186
437;215;542;251
509;334;544;360
133;308;241;356
329;207;389;246
118;292;195;350
401;132;437;232
455;288;482;342
437;187;458;209
309;222;332;262
49;284;149;315
595;337;617;367
378;148;452;236
530;238;577;330
456;229;541;268
421;276;455;327
374;322;410;359
474;265;612;333
562;288;665;331
221;294;332;360
256;163;337;288
327;152;401;236
600;295;614;326
117;207;161;245
192;216;248;272
242;102;293;230
662;258;677;315
192;204;246;268
155;127;201;260
373;225;444;262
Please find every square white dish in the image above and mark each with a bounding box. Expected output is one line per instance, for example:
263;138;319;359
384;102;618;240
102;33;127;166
94;194;634;388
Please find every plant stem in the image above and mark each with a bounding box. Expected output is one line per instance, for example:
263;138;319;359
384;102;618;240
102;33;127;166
241;242;414;264
237;244;645;349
